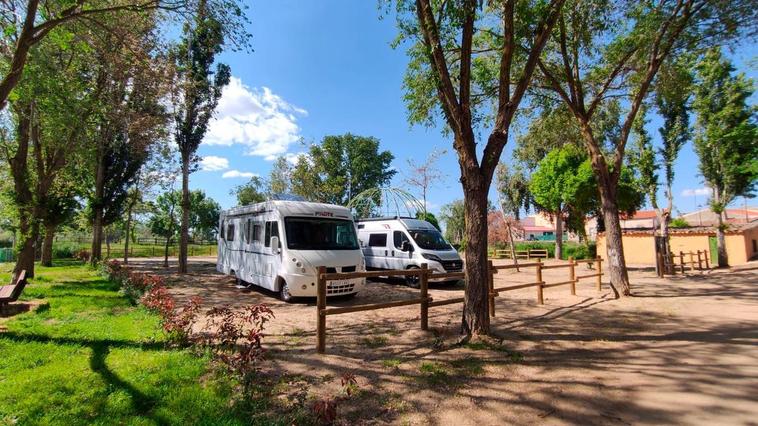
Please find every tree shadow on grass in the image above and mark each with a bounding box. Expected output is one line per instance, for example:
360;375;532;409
1;332;169;424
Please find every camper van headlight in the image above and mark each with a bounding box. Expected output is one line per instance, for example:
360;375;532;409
421;253;442;262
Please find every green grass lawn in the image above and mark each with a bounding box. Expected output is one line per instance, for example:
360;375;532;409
0;261;265;425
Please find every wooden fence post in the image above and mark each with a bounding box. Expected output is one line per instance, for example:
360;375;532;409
317;266;326;354
568;256;576;295
679;251;685;273
669;252;676;275
488;260;495;317
696;250;703;270
536;258;544;304
596;256;602;291
420;263;429;331
704;250;710;270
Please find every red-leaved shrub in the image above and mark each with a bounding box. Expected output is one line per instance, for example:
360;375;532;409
203;304;274;393
75;249;90;262
141;286;202;345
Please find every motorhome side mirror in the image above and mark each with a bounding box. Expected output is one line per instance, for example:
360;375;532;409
270;236;280;253
402;241;413;252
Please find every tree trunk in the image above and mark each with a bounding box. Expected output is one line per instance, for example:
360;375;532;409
14;215;36;279
124;202;133;264
164;237;171;268
0;0;39;111
460;175;490;338
599;187;626;298
178;153;190;273
91;208;103;264
554;211;563;260
716;211;728;267
41;223;56;267
90;139;106;265
106;228;111;259
9;103;36;278
506;222;519;271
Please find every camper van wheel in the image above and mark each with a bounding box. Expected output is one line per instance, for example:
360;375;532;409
279;281;293;303
405;266;420;289
233;272;246;288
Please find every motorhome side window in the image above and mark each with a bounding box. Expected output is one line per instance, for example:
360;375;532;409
244;219;251;243
252;224;262;242
226;223;235;241
265;221;279;247
393;231;409;249
368;233;387;247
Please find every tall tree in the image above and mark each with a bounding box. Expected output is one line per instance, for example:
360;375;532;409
529;145;594;259
403;149;446;216
692;48;757;267
268;156;292;195
534;0;757;295
290;134;396;205
173;0;231;274
495;163;530;265
0;21;99;277
0;0;195;111
653;59;693;256
391;0;566;337
233;175;267;206
149;189;220;266
149;190;181;267
87;16;170;265
439;199;465;248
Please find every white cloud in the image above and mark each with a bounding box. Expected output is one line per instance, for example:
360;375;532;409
283;152;308;165
681;187;711;197
222;170;258;179
204;77;307;160
199;156;229;171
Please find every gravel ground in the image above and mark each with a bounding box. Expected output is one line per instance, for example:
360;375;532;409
130;257;758;425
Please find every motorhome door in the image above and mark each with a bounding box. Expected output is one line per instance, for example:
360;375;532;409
263;220;280;288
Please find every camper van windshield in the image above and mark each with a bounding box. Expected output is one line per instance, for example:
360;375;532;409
408;229;453;251
284;217;359;250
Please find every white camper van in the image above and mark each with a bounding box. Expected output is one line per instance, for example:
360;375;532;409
217;201;365;301
356;217;463;286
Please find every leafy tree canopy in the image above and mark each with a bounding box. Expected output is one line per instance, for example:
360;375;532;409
290;134;396;205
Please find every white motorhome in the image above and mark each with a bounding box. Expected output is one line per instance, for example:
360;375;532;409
356;217;463;286
217;201;365;301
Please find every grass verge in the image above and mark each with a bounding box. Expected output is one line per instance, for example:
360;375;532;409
0;261;286;425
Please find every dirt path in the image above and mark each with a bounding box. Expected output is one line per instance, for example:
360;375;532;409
131;258;758;425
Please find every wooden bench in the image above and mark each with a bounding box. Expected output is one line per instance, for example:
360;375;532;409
0;270;27;312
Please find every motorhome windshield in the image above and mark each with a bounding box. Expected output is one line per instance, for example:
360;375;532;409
408;229;453;251
284;217;359;250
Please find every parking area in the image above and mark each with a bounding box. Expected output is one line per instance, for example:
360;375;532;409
128;257;758;424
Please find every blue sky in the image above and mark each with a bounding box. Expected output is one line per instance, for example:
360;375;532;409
190;0;757;216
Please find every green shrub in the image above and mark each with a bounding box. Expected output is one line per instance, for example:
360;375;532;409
563;242;596;260
514;241;555;258
489;241;597;260
52;243;80;259
670;218;689;228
